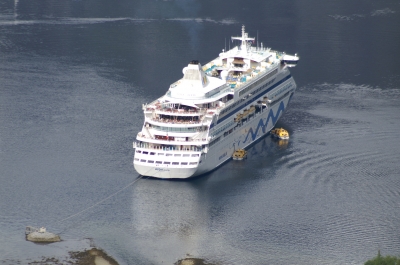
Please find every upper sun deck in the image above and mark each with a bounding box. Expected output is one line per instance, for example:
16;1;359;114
161;51;280;102
143;54;280;113
167;61;227;100
143;25;298;115
218;44;273;63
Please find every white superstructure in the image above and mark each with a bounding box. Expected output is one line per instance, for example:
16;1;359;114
133;25;299;179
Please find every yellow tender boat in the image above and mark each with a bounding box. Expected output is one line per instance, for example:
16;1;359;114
232;149;247;160
270;128;289;140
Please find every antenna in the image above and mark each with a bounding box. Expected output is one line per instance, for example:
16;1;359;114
257;30;259;51
225;38;226;52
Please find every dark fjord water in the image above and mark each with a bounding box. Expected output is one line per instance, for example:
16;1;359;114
1;1;400;264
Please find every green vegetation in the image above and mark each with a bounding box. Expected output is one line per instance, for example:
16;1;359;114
365;250;400;265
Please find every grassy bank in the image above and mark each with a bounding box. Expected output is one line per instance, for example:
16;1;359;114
365;250;400;265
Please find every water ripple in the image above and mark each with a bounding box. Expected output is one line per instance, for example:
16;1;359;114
0;17;237;26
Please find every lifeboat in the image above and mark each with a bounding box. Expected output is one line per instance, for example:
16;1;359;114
234;113;243;122
270;128;289;140
232;149;247;160
242;109;249;117
249;105;256;113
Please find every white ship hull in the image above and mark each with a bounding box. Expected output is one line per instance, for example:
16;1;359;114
134;77;296;179
133;26;299;179
194;89;294;177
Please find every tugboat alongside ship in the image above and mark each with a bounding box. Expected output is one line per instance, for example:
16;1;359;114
133;25;299;179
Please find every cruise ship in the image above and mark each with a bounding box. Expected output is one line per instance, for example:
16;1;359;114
133;26;299;179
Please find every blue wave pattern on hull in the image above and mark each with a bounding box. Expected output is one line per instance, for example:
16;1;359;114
243;100;285;143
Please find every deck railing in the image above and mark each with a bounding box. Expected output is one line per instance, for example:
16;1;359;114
136;133;208;143
134;141;204;152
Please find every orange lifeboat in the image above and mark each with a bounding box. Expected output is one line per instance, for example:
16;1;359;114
270;128;289;140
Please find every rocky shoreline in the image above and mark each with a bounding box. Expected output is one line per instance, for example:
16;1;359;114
1;247;215;265
69;248;119;265
10;248;119;265
174;258;213;265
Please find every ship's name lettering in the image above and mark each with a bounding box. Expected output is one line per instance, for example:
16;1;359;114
155;168;170;172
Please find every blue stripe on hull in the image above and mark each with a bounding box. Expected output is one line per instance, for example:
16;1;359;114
243;100;286;143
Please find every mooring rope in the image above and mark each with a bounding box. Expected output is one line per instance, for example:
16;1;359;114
55;175;143;229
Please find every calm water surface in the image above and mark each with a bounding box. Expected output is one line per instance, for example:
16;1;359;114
1;1;400;264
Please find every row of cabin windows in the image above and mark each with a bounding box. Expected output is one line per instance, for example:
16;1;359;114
151;125;202;132
212;104;260;147
220;98;245;116
211;120;235;137
134;158;200;165
220;72;277;117
209;136;221;147
238;69;278;97
223;128;234;137
235;78;275;107
221;80;273;119
136;150;199;157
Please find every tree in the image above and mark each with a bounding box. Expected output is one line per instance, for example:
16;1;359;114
365;250;400;265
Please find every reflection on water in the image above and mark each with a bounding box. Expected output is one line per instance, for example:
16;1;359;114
121;83;400;265
272;138;289;149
